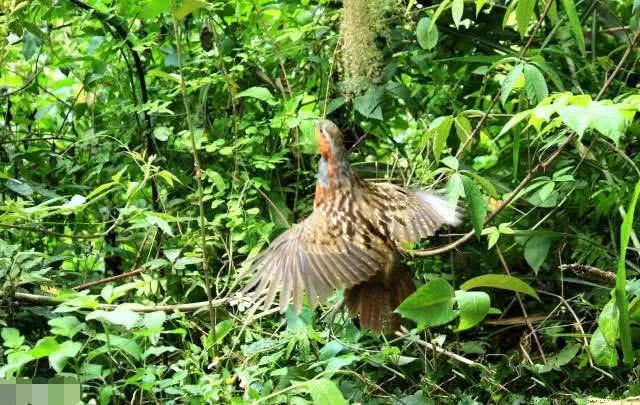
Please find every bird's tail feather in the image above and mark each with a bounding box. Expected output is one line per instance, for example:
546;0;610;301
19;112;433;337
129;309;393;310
344;263;416;332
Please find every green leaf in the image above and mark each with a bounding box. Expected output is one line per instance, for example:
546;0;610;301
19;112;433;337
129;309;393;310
396;278;458;328
590;328;618;367
430;115;453;160
146;214;174;236
49;316;84;338
455;290;490;331
174;0;208;20
558;105;589;136
416;17;439;50
516;0;535;37
598;300;620;346
213;319;234;344
616;181;640;364
49;340;82;373
531;343;580;373
1;328;25;349
454;114;472;143
560;0;586;55
452;0;464;27
476;0;488;15
234;86;278;105
140;0;172;19
537;182;555;202
461;274;539;299
6;178;34;196
441;156;459;171
22;31;42;61
31;336;60;359
524;235;552;273
302;379;348;405
464;171;498;198
499;110;531;136
501;64;524;105
523;64;548;104
588;103;627;145
354;86;384;120
461;175;487;238
153;126;171;141
86;310;142;330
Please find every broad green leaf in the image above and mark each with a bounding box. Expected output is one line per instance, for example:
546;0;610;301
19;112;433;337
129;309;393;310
464;171;498;198
1;328;25;349
590;328;618;367
452;0;464;27
537;182;555;202
140;0;171;19
0;352;33;378
455;290;490;331
588;103;627;145
49;340;82;373
501;64;524;105
153;126;171;141
560;0;586;55
234;86;278;105
23;31;42;60
354;87;384;120
558;105;589;136
49;316;84;338
174;0;208;20
516;0;535;37
302;379;348;405
31;337;60;359
6;178;34;196
616;181;640;363
461;274;539;299
212;319;234;344
454;114;472;143
523;64;548;104
531;343;580;373
461;175;487;238
61;194;86;210
416;17;439;50
430;115;453;160
441;156;459;170
396;278;457;328
87;310;141;330
146;214;174;236
524;235;552;273
598;300;620;346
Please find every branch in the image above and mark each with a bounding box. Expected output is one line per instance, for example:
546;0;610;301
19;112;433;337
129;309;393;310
12;292;229;313
73;268;146;290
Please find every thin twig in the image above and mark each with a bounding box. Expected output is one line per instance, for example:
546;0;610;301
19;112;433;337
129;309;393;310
73;268;146;290
172;12;216;331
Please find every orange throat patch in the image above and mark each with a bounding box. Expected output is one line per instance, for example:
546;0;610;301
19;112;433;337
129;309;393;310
315;127;331;158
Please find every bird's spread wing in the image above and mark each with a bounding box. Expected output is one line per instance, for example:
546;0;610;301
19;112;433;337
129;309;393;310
362;183;462;244
240;211;390;313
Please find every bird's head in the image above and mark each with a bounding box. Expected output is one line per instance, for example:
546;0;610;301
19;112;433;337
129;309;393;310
314;119;347;160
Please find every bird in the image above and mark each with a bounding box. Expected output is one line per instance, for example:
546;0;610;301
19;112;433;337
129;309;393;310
240;119;461;331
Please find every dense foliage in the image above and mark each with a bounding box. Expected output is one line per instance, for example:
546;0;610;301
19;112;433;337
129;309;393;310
2;0;640;403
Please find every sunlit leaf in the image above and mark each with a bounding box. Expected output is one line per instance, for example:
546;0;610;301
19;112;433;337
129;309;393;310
461;274;539;299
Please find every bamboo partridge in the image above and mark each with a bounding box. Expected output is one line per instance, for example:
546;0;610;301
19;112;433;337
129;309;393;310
241;119;461;331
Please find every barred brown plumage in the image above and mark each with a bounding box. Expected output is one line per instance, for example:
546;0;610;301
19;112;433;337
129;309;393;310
240;119;461;331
